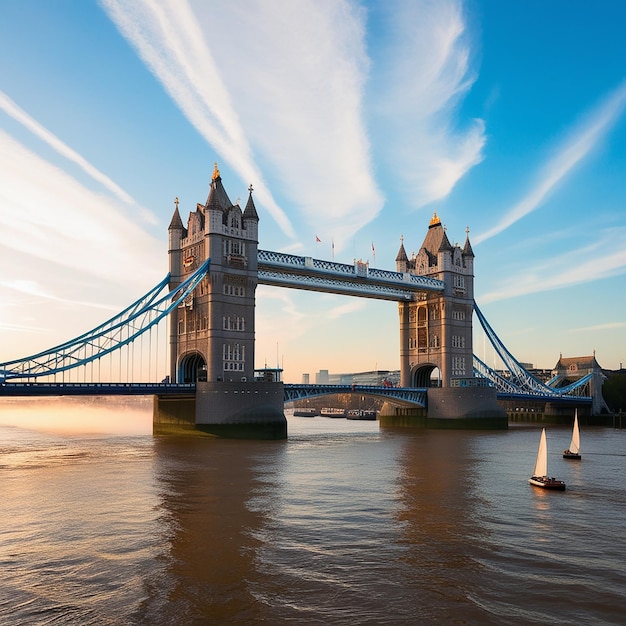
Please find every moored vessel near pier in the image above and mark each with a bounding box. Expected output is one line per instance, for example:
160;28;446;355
347;409;377;420
320;407;347;418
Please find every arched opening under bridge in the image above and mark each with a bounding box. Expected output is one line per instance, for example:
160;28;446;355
412;364;441;388
178;352;207;383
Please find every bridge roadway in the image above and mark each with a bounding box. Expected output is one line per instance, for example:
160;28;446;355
0;382;428;405
0;382;591;407
0;382;197;396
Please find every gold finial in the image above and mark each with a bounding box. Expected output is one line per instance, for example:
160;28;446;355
248;184;253;194
466;226;470;236
212;162;220;181
174;196;179;209
429;212;441;226
400;235;404;244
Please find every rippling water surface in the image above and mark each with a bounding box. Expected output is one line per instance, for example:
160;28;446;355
1;402;625;624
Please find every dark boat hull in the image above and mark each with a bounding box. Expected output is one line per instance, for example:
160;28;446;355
563;450;581;460
529;476;566;490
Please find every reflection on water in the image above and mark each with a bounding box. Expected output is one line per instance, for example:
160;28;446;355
393;431;490;623
137;437;282;623
1;406;626;625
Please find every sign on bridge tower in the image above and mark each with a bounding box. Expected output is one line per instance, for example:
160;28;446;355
396;214;475;388
168;164;259;384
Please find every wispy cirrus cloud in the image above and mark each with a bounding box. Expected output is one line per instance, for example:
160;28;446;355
0;90;133;205
370;0;486;208
0;90;158;225
479;226;626;303
100;0;300;240
101;1;481;249
192;0;382;248
475;80;626;244
0;130;162;291
569;321;626;333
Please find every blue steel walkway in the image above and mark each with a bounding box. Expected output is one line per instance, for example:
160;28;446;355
0;382;428;406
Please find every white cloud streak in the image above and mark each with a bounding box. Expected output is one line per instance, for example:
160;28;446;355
371;0;486;208
193;0;383;248
0;90;134;206
475;80;626;244
0;130;163;291
101;0;483;248
479;227;626;303
100;0;298;239
569;322;626;333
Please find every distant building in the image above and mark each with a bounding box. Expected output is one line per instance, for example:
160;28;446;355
315;369;329;384
312;369;400;387
552;353;610;414
302;373;310;384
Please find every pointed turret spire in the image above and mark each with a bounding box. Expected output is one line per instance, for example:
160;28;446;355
243;183;259;221
395;236;408;263
168;196;184;230
462;226;475;257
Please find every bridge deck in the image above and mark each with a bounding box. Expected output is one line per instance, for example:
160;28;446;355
0;382;197;396
0;382;591;405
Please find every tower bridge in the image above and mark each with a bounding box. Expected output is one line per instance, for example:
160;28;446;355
0;166;601;438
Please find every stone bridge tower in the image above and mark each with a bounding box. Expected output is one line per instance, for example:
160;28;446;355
396;213;475;388
167;164;259;384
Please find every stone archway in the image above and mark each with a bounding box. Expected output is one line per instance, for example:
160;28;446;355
178;352;207;383
412;364;441;388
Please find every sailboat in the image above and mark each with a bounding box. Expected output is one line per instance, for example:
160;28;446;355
563;410;581;460
529;428;566;490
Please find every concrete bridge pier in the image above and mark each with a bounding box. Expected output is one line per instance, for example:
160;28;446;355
153;382;287;439
379;386;507;429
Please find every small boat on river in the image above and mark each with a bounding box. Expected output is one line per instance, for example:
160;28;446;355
320;407;346;418
346;409;377;420
293;408;318;417
563;410;581;460
529;428;566;490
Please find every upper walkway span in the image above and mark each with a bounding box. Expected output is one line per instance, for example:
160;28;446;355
257;250;444;300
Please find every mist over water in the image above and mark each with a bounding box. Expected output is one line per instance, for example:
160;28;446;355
1;402;625;624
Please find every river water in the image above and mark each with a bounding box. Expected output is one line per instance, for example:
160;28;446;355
1;400;625;625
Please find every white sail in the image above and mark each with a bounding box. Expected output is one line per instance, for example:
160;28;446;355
533;428;548;477
569;411;580;454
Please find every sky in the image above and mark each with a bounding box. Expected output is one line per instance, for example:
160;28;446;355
1;0;626;384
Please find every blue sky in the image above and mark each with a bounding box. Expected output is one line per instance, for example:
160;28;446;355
1;0;625;383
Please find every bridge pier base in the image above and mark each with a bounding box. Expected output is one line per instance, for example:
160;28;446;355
379;387;507;430
153;381;287;439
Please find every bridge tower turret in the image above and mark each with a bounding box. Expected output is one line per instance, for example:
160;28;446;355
396;214;475;388
168;164;258;384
